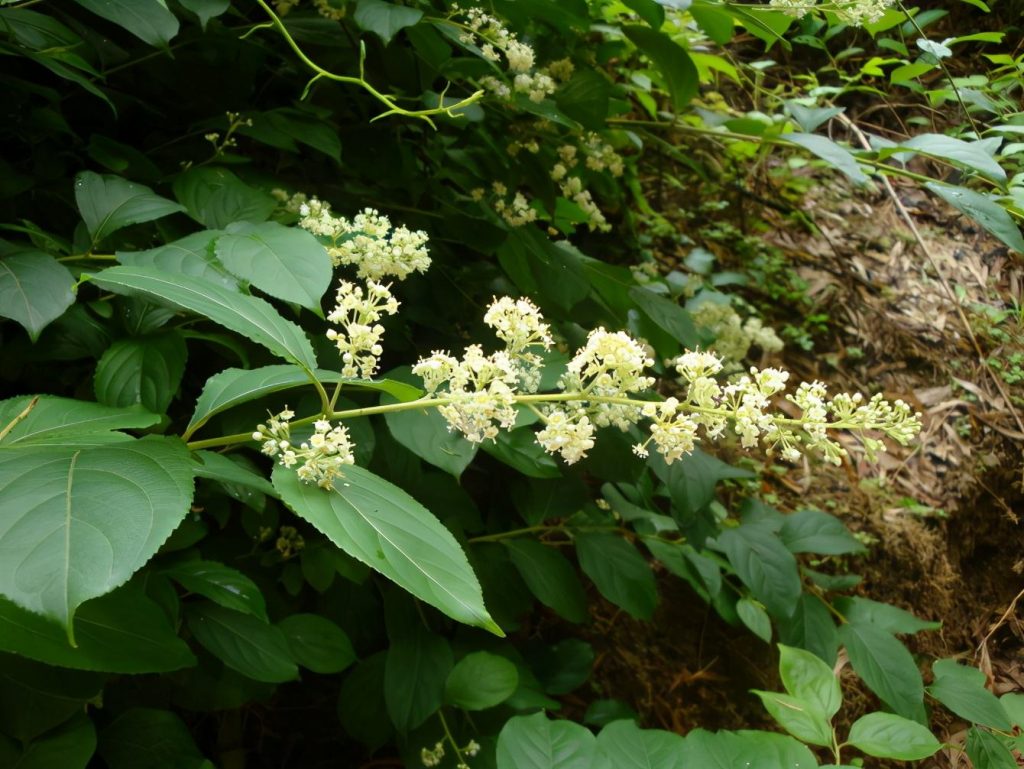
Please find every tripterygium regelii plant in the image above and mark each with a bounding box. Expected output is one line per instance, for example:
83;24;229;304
252;200;922;490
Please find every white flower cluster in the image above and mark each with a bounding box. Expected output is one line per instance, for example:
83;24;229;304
273;192;430;281
326;279;400;378
768;0;893;25
549;144;611;232
584;133;625;177
254;409;355;488
420;738;479;769
491;182;538;227
413;297;552;442
451;5;556;102
691;301;784;369
273;0;345;21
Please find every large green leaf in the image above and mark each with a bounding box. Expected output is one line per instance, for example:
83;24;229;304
0;585;196;673
928;659;1011;730
575;532;658;620
173;167;276;229
715;524;801;618
99;708;213;769
787;133;870;185
925;182;1024;253
966;726;1018;769
215;221;332;314
623;25;698;112
272;464;499;634
0;653;104;742
354;0;423;45
89;266;318;370
595;720;685;769
505;539;589;623
338;653;393;750
896;134;1005;184
186;364;421;436
278;613;356;674
0;396;158;447
628;286;699;347
497;712;600;769
93;332;187;414
116;231;239;292
164;560;268;621
445;651;519;710
0;436;195;632
778;644;841;718
678;729;817;768
186;603;298;683
0;713;95;769
70;0;179;47
384;626;452;732
839;622;925;721
0;251;75;341
74;172;184;244
832;596;939;634
752;690;832;746
779;509;866;555
847;712;940;760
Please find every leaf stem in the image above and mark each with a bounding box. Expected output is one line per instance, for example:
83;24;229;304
0;396;39;442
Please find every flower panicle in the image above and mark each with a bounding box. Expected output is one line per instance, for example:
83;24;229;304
253;409;355;489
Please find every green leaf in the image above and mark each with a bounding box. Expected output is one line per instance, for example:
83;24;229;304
779;644;841;718
338;652;392;750
272;464;499;633
0;395;159;447
628;286;699;347
497;712;598;769
839;622;925;721
847;712;940;760
505;539;589;623
89;266;319;370
178;0;229;29
445;651;520;710
925;182;1024;253
187;603;298;683
622;0;665;28
652;448;753;525
528;638;594;695
94;332;187;414
71;0;178;46
623;26;698;112
679;728;817;768
0;583;195;673
382;388;477;478
691;5;734;44
215;221;332;314
165;560;268;621
737;598;772;642
752;690;833;746
715;524;801;618
898;134;1005;184
779;509;865;555
0;436;194;632
191;450;278;500
833;596;940;634
929;659;1011;730
74;172;184;244
555;69;612;130
576;532;658;620
0;8;81;49
0;653;104;742
596;720;685;769
187;364;420;436
2;713;95;769
99;708;212;769
482;426;561;478
116;231;239;292
787;133;870;185
173;167;276;229
384;626;452;732
777;594;839;666
354;0;423;45
966;726;1019;769
278;613;356;674
1002;692;1024;728
0;251;75;341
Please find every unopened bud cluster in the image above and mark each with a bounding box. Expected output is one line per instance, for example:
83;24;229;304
253;409;355;488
